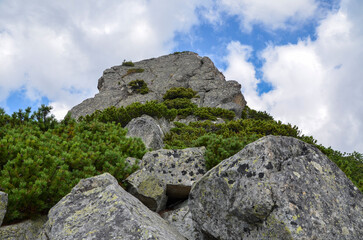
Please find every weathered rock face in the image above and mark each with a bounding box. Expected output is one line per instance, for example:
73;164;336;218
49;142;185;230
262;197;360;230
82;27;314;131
160;201;203;240
126;115;164;150
189;136;363;240
127;169;168;212
140;147;207;199
0;216;47;240
0;191;7;226
39;173;185;240
69;52;246;118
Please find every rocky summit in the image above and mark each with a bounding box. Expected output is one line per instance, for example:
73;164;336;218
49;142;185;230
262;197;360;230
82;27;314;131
69;51;246;118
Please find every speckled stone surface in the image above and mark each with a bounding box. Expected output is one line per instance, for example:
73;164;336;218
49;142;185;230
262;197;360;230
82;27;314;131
38;173;185;240
141;147;207;199
127;169;168;212
0;191;7;227
189;136;363;240
0;216;47;240
160;201;203;240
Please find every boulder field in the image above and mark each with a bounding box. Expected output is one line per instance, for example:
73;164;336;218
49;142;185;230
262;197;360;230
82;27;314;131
1;136;362;239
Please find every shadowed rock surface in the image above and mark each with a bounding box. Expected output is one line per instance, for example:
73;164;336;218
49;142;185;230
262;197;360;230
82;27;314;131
0;216;47;240
38;173;185;240
189;135;363;240
0;191;7;226
69;52;246;118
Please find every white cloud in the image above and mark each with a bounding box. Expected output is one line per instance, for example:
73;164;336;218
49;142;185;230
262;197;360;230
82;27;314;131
0;0;205;119
224;0;363;152
206;0;318;31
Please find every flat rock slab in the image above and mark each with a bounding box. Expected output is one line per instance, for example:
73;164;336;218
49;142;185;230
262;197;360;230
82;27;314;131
141;147;207;199
39;173;185;240
189;136;363;240
69;51;246;118
0;191;7;226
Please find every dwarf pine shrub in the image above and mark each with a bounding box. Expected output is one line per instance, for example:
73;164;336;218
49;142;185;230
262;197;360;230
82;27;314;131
0;108;146;224
128;79;149;94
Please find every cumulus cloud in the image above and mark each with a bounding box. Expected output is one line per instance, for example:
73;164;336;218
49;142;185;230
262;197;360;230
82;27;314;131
224;0;363;152
202;0;318;31
0;0;205;118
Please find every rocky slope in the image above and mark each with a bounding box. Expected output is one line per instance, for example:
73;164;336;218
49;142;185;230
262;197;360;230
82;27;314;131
1;53;362;239
69;51;246;118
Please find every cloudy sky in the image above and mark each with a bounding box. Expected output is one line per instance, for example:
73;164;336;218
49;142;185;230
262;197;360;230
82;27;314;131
1;0;362;153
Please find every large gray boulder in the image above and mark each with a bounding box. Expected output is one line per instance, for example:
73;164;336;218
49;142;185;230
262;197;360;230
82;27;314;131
189;136;363;240
126;115;164;150
39;173;185;240
0;216;47;240
69;52;246;118
140;147;207;199
0;191;7;226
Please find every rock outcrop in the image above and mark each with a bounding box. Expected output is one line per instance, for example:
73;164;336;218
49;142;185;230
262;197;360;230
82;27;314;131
0;191;7;226
126;115;164;150
69;52;246;118
189;135;363;240
39;173;185;240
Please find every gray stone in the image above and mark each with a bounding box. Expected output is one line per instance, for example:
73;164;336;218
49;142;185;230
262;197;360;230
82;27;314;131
69;52;246;119
189;136;363;240
160;201;203;240
141;147;207;199
0;191;7;226
39;173;185;240
126;115;164;150
0;216;47;240
125;157;141;168
127;169;168;212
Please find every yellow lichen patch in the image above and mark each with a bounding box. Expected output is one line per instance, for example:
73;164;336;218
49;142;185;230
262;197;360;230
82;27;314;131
311;162;323;173
296;226;303;234
293;171;301;178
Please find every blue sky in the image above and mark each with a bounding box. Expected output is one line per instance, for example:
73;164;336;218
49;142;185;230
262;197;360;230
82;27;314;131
1;0;362;153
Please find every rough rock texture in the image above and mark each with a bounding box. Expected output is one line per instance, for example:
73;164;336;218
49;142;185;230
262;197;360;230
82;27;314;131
126;115;164;150
0;216;47;240
161;201;202;240
189;136;363;240
0;191;7;226
141;147;207;199
39;173;185;240
69;52;246;118
127;169;168;212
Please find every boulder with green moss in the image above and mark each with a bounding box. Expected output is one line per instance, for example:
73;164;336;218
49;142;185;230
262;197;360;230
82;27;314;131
189;136;363;240
38;173;185;240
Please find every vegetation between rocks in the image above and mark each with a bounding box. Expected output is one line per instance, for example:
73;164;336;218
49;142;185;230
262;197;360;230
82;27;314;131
122;60;135;67
0;87;362;225
128;79;149;94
